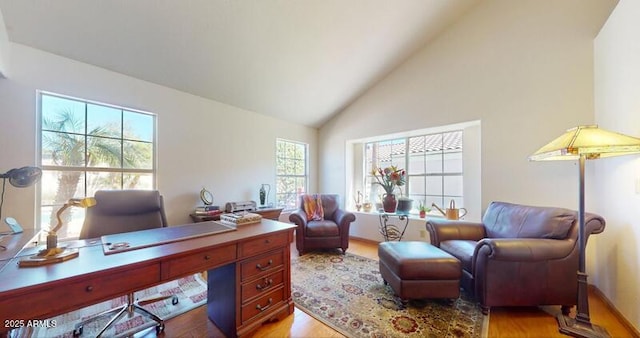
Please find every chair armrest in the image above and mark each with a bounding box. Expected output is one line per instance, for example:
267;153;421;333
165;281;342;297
426;219;486;246
334;209;356;229
585;212;605;236
289;210;308;228
289;209;310;240
474;238;574;261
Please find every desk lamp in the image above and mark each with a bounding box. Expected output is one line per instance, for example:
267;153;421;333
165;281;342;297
0;166;42;223
19;197;96;267
529;125;640;338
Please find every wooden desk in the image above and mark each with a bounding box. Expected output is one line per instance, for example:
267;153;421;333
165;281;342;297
0;220;295;337
190;207;284;223
0;228;38;271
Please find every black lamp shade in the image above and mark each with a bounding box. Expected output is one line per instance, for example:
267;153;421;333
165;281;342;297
1;166;42;188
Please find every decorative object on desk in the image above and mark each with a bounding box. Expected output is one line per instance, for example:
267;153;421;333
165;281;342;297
418;201;431;218
396;197;413;215
18;273;207;338
200;187;214;205
529;125;640;338
0;166;42;222
432;199;467;220
19;197;96;267
291;251;487;338
259;183;271;207
2;217;24;234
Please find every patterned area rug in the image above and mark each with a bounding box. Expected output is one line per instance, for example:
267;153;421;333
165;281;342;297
291;252;488;338
13;273;207;338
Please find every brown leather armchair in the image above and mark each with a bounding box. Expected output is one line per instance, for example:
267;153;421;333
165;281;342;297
426;201;605;315
289;194;356;255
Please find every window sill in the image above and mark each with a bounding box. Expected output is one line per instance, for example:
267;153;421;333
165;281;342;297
349;209;445;220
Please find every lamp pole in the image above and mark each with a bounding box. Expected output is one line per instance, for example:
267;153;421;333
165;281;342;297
556;154;609;338
575;154;590;323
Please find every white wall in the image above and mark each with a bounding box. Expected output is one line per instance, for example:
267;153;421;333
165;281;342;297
0;43;317;229
0;8;9;78
593;0;640;331
320;0;615;221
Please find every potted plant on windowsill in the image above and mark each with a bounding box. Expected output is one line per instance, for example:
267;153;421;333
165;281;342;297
418;201;430;218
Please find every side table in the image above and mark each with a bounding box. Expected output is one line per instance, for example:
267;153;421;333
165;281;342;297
379;213;410;241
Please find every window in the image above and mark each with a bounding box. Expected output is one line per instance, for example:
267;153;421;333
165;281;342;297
275;139;308;211
364;130;463;212
38;92;156;239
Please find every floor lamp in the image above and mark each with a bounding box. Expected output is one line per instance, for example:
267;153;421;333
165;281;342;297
529;125;640;338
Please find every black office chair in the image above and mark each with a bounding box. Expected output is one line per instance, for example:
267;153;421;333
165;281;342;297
74;190;176;337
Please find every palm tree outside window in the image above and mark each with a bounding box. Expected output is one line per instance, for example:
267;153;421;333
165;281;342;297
38;92;156;239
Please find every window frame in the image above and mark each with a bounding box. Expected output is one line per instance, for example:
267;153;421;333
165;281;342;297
36;91;157;236
363;130;464;214
275;138;308;211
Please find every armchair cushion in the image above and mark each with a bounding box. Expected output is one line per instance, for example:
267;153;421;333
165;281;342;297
440;240;476;272
306;220;340;237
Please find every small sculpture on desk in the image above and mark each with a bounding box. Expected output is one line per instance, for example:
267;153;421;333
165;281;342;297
259;184;271;208
200;187;214;205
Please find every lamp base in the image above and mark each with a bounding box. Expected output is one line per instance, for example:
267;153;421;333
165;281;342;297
557;314;610;338
18;246;79;267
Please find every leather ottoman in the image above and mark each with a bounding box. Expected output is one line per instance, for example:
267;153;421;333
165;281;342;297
378;241;461;301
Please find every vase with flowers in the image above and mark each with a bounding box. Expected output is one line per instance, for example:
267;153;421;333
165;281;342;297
371;165;406;213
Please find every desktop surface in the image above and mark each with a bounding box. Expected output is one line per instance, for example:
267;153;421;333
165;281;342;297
0;219;296;337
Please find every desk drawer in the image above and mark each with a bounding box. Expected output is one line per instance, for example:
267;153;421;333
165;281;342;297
241;287;285;323
0;264;159;320
241;250;284;281
238;232;289;258
163;244;236;279
241;269;284;303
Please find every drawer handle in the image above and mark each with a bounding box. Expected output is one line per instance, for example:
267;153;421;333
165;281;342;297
256;259;273;271
255;278;273;290
85;286;94;292
264;239;271;244
256;298;273;312
204;255;211;260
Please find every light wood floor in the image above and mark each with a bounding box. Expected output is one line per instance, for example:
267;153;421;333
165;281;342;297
146;238;637;338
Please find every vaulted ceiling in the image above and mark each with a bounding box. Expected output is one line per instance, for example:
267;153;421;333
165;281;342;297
0;0;480;128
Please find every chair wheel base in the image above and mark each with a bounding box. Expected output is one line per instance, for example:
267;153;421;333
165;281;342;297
156;323;165;333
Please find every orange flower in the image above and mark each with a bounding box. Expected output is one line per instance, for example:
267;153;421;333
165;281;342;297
371;165;406;194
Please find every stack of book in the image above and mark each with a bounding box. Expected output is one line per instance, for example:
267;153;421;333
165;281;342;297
193;205;223;217
220;212;262;226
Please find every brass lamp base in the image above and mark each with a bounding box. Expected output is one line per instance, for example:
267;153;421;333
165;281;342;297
19;247;79;267
557;314;610;338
